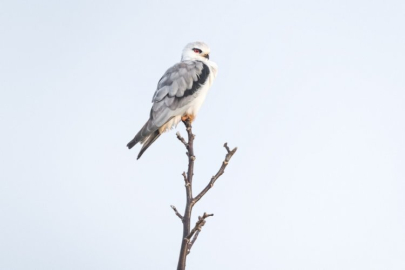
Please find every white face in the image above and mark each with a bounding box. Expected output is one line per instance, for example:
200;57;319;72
181;41;211;61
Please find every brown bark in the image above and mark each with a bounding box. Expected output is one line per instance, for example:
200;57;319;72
172;120;237;270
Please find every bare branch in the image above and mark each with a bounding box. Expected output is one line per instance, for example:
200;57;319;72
192;144;237;205
175;120;237;270
186;212;214;254
176;132;188;149
177;120;195;270
187;230;200;254
171;205;183;220
182;172;189;186
224;142;231;153
186;212;214;240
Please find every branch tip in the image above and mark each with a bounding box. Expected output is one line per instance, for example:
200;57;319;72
224;142;231;153
192;143;238;205
181;172;188;183
170;205;183;220
186;211;214;240
176;132;188;148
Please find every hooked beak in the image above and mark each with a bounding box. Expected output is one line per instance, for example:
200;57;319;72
203;54;209;60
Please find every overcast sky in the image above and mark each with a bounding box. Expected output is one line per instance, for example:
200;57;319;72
1;0;404;269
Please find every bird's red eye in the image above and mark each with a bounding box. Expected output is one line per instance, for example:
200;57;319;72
192;48;202;54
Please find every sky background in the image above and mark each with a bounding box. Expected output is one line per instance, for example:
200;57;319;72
1;0;404;269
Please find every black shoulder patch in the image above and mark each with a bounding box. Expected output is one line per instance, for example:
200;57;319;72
183;62;210;97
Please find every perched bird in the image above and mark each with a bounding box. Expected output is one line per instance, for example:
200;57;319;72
127;41;218;159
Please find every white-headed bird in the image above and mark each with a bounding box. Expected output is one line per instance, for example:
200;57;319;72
127;42;218;159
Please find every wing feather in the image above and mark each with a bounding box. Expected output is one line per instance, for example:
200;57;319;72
148;60;210;133
153;61;209;103
152;85;169;102
175;77;187;97
127;60;211;154
168;80;178;96
164;96;175;107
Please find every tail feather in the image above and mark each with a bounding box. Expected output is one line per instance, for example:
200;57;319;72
127;137;138;149
137;130;161;159
127;119;154;149
127;116;174;159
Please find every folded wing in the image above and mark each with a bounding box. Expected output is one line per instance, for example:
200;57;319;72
127;60;210;159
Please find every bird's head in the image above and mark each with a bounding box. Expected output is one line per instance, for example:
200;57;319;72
181;41;211;62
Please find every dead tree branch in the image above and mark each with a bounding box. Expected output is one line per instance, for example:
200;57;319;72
187;231;200;254
173;120;237;270
193;143;237;205
171;205;183;220
186;212;214;240
176;132;188;149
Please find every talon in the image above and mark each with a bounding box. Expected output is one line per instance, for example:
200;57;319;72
181;114;195;122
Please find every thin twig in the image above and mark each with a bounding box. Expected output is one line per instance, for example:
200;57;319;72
171;205;183;220
187;230;200;254
192;144;237;205
182;172;189;186
186;212;214;254
176;132;188;149
224;142;231;153
186;212;214;240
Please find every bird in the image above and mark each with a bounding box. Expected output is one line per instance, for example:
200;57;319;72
127;41;218;159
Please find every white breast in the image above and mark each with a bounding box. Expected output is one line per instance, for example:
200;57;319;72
186;62;217;116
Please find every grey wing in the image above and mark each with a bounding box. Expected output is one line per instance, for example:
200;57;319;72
126;60;210;153
150;60;210;127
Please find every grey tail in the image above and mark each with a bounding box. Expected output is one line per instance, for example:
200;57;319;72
127;137;138;149
127;119;152;150
137;130;161;160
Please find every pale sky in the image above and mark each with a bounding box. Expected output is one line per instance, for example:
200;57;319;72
1;0;404;269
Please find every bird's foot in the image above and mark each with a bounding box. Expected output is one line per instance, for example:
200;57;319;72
181;114;195;123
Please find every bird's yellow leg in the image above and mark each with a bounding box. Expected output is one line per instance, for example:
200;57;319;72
181;114;195;122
